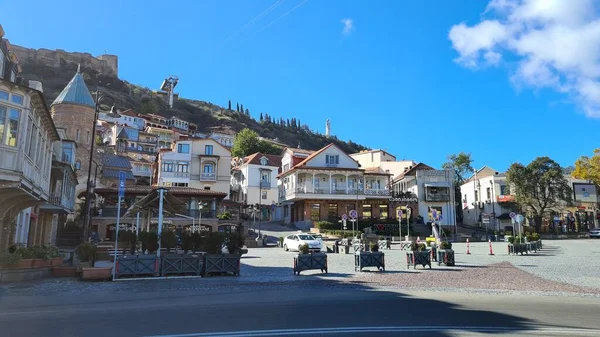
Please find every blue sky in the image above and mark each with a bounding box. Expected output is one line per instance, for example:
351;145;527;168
2;0;599;171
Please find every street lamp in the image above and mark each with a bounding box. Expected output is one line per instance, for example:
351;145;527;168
198;202;206;233
490;179;497;241
83;91;119;240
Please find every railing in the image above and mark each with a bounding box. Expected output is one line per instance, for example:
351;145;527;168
281;187;366;195
95;208;218;219
95;208;127;217
260;180;271;189
231;183;241;192
200;172;216;181
161;172;189;178
425;193;451;202
48;193;61;206
131;170;152;177
185;209;217;219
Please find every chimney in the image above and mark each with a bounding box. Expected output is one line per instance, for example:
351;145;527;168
28;80;43;92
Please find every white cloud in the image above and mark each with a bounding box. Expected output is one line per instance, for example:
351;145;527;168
341;18;354;36
449;0;600;118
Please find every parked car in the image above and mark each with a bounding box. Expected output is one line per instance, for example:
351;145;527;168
589;228;600;238
303;233;327;252
283;234;322;252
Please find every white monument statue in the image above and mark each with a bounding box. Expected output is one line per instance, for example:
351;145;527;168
325;119;331;138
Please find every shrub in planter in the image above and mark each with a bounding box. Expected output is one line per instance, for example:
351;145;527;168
29;246;51;267
161;230;178;253
0;252;21;269
204;232;244;276
139;231;159;253
181;232;193;254
46;246;63;266
298;243;310;255
75;242;96;263
369;242;379;252
217;212;232;220
410;242;427;251
191;232;203;252
119;231;137;255
440;241;452;249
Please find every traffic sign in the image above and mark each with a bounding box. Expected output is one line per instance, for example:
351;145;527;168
553;216;560;222
515;214;524;224
397;209;403;217
431;209;438;219
509;212;516;219
406;207;412;216
438;215;443;221
482;217;491;224
349;210;357;219
342;214;348;221
118;171;126;198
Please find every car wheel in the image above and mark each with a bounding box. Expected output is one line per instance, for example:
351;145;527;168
284;244;288;251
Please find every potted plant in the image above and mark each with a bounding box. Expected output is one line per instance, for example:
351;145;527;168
75;242;96;271
115;231;159;279
14;246;34;268
406;242;431;269
204;232;244;276
437;241;455;266
47;246;63;267
294;243;328;275
355;243;385;272
161;230;178;254
217;212;233;220
29;246;51;267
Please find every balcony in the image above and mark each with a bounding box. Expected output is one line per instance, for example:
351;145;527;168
364;189;392;197
162;172;189;179
260;180;271;189
40;192;75;212
200;172;216;181
132;169;152;177
279;185;368;201
231;183;241;192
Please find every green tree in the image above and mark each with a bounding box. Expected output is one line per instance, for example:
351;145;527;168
236;103;239;112
245;108;249;115
442;152;474;224
572;149;600;185
240;104;244;113
228;100;231;111
260;113;264;122
231;129;261;157
506;157;572;232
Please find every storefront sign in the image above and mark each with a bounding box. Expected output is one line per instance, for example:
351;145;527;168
361;200;389;205
150;220;173;225
417;170;448;177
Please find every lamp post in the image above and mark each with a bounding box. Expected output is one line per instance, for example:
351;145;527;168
198;202;205;233
490;179;497;241
83;91;119;240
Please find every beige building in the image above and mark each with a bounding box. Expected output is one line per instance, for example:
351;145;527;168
350;149;416;179
189;138;232;198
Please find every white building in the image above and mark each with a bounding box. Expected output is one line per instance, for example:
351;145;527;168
166;116;189;132
460;166;514;231
231;153;282;219
391;163;456;227
155;140;192;187
98;108;145;130
350;149;416;179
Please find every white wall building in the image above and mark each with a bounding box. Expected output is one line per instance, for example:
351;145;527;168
391;163;456;227
156;140;192;187
460;166;515;231
166;116;189;131
231;153;282;219
350;149;416;179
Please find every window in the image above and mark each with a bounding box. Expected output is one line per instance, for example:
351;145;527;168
162;162;174;172
177;143;189;153
379;205;388;219
425;186;450;202
10;70;16;82
0;90;8;101
310;204;321;221
28;124;38;159
0;106;5;144
328;203;338;221
76;129;80;142
261;191;267;199
260;157;268;165
177;162;189;173
11;94;23;105
325;154;339;166
486;187;491;200
204;186;211;190
203;163;214;173
362;204;372;218
86;130;90;144
474;190;479;202
24;117;32;156
75;160;81;170
500;185;510;195
429;207;443;222
283;164;290;172
261;170;270;183
173;182;188;187
0;52;4;78
205;145;213;155
2;108;20;147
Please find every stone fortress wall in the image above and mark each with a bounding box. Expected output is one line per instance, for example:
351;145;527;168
9;44;118;77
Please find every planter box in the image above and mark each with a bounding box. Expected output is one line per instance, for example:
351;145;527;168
377;240;391;250
116;254;159;278
17;259;34;268
81;267;112;281
32;259;51;268
204;254;241;276
76;261;93;272
508;243;527;255
294;253;328;275
52;266;78;277
437;249;455;266
355;251;385;272
406;251;431;269
51;257;63;267
0;267;51;283
161;254;204;276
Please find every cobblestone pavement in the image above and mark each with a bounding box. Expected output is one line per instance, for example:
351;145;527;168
1;240;598;297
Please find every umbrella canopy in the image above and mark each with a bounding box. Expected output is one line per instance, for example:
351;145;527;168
123;187;186;218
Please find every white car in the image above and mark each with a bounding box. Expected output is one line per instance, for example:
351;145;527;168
283;234;322;252
304;233;327;252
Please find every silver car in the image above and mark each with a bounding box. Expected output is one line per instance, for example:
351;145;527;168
589;228;600;238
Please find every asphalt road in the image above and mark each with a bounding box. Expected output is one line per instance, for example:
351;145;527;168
1;283;599;337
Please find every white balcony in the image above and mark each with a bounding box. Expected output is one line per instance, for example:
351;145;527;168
279;185;369;201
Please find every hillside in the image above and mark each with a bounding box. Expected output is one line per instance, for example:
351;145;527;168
17;54;370;154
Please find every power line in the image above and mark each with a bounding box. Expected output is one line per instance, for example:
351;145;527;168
254;0;309;34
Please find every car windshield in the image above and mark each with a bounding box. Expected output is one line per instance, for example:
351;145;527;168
298;235;314;240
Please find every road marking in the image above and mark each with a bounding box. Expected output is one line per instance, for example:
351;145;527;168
145;326;600;337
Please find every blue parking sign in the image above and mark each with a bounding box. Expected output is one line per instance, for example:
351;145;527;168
118;171;126;198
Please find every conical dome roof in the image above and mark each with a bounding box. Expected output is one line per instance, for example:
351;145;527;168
52;67;95;108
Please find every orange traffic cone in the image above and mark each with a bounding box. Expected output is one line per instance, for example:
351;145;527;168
466;238;471;255
489;239;494;255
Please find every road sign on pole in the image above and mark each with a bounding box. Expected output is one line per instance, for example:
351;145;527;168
342;214;348;221
397;210;403;217
118;171;126;198
349;210;357;219
509;212;516;219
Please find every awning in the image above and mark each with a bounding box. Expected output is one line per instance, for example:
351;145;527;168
424;182;450;188
123;188;186;218
496;213;511;220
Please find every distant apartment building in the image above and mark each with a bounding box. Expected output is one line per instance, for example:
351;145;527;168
155;140;192;187
189;138;232;198
350;149;416;178
231;153;282;219
166;116;189;131
206;126;235;147
98;108;145;130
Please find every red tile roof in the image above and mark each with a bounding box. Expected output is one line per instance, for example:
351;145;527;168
243;152;282;167
392;163;435;182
